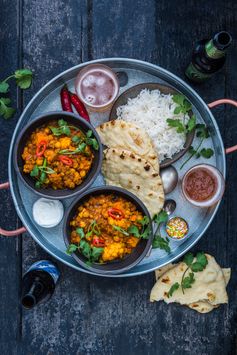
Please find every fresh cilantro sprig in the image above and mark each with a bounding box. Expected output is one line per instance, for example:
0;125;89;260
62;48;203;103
30;158;56;188
0;69;33;119
167;94;196;134
152;210;170;253
152;235;171;253
167;252;208;297
66;225;103;264
180;124;214;169
112;215;151;240
58;129;99;156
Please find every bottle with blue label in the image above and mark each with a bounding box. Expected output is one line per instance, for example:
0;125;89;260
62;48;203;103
21;260;60;309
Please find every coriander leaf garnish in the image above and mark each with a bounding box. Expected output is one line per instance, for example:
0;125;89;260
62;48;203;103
127;225;140;237
167;252;208;297
72;135;81;144
85;137;99;150
76;227;85;238
180;124;214;169
182;272;195;289
30;165;39;177
167;94;196;135
153;210;169;226
167;118;186;133
138;215;150;226
183;252;194;267
187;115;196;132
167;282;180;298
15;69;33;89
66;244;78;255
86;130;93;138
0;82;9;94
0;98;16;119
30;159;55;188
152;235;171;253
199;148;214;159
0;69;33;119
91;247;104;262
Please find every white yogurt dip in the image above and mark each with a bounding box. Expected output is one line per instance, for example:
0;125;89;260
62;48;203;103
33;198;64;228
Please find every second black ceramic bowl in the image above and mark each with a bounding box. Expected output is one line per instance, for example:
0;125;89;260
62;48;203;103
63;186;153;275
13;111;103;199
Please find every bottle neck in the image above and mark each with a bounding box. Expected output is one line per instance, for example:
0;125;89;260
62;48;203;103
21;277;45;309
205;39;225;59
205;31;232;59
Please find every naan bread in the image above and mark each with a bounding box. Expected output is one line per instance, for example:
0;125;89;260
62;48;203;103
102;148;164;217
150;254;228;306
96;120;159;172
154;263;231;313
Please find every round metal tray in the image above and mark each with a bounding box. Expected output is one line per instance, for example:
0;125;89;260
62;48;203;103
8;58;226;277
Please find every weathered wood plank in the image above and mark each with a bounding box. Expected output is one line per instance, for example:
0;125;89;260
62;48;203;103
0;1;22;354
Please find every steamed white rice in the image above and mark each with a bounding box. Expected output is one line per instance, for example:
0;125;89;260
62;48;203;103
116;89;189;162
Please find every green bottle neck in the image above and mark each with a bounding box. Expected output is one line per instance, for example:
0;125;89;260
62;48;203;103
205;39;226;59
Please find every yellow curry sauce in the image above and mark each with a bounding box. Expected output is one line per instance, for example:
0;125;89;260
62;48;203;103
70;194;148;263
22;119;95;189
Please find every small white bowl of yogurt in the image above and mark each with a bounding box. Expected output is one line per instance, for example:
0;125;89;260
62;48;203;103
33;198;64;228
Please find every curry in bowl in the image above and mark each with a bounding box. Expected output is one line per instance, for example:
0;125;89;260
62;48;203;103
67;192;151;264
22;119;99;190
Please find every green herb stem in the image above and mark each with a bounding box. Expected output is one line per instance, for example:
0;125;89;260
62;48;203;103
180;138;204;170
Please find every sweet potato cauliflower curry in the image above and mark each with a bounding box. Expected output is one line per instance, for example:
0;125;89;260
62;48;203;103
67;193;151;264
22;119;98;189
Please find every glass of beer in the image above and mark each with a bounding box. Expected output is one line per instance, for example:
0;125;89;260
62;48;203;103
75;64;119;112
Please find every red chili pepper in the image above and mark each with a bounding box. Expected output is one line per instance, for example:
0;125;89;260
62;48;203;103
60;85;73;112
59;155;73;166
92;237;105;247
108;208;125;220
36;140;47;157
69;92;90;122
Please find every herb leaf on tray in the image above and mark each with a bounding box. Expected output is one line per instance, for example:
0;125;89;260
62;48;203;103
152;235;171;253
180;124;214;169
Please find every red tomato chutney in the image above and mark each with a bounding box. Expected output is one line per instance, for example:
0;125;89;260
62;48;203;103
184;168;218;202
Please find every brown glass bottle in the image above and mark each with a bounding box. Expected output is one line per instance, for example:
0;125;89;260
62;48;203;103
185;31;232;83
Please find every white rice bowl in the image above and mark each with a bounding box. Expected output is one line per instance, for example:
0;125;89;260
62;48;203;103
116;89;189;162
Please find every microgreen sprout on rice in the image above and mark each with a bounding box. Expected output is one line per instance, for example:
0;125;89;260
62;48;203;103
117;89;189;162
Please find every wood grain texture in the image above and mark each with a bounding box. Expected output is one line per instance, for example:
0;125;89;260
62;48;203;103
0;1;22;354
0;0;237;354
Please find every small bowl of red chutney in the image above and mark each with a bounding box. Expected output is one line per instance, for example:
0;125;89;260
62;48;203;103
181;164;225;208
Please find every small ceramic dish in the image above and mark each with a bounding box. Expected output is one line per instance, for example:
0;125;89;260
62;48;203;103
165;216;189;242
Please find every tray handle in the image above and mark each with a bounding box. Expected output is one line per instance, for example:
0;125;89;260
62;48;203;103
0;182;27;236
208;99;237;154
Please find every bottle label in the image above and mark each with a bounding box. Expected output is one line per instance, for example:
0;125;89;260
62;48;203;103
28;260;60;284
205;40;225;59
185;62;212;82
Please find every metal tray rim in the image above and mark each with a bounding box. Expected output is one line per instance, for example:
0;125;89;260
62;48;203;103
8;57;226;277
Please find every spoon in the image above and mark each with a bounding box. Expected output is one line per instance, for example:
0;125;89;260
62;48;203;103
163;199;177;216
160;165;178;194
146;199;177;257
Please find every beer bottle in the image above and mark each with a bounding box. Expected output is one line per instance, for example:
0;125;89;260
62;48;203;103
21;260;60;309
185;31;232;83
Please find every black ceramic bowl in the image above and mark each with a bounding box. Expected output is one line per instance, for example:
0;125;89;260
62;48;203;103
109;83;195;169
13;111;103;199
63;186;153;275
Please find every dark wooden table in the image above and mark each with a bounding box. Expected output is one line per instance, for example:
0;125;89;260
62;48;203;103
1;1;237;354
